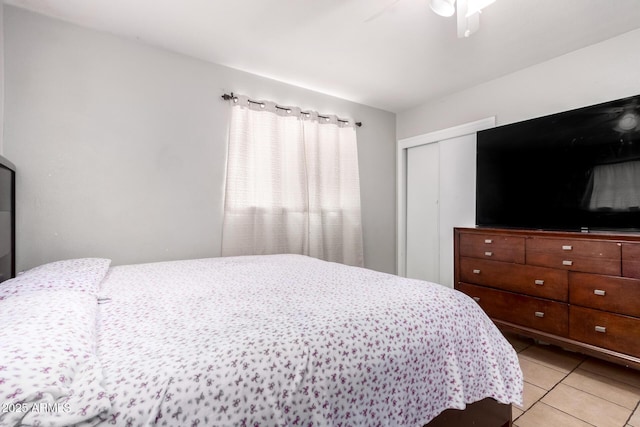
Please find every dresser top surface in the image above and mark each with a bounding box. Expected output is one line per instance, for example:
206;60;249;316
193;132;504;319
456;227;640;243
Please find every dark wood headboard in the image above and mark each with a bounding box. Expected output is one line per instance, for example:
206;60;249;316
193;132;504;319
0;155;15;282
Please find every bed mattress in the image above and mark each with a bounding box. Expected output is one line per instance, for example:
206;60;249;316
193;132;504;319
96;254;522;426
0;254;522;426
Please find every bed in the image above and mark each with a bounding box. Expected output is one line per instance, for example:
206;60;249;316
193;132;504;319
0;156;522;426
1;255;522;426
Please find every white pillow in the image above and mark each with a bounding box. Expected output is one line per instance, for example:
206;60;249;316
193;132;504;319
0;258;111;300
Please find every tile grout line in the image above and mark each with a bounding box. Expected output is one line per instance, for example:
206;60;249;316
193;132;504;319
579;363;640;391
509;334;640;426
519;347;639;427
514;340;600;426
559;369;640;412
520;356;585;421
624;400;640;427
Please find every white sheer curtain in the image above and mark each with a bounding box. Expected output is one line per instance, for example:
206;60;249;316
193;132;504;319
221;95;364;267
586;160;640;211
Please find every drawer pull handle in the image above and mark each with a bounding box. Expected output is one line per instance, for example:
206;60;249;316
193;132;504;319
562;245;573;251
472;297;480;302
484;239;493;244
484;251;493;257
594;289;606;296
473;269;481;274
595;326;607;333
534;311;545;318
562;260;573;266
534;279;545;286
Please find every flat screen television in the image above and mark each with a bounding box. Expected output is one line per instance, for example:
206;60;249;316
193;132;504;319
476;94;640;232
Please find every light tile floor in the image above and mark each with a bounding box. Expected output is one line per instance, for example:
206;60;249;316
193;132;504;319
503;332;640;427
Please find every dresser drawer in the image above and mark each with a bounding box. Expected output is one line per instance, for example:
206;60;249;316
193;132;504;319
623;260;640;279
459;233;525;263
456;283;568;336
526;252;621;275
569;272;640;317
460;257;568;301
570;306;640;356
526;238;621;259
526;237;621;274
622;243;640;279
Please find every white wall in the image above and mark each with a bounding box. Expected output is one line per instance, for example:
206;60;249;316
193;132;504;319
397;28;640;140
3;6;396;273
0;3;4;154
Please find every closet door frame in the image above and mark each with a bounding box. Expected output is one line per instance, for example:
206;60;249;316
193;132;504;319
396;117;495;279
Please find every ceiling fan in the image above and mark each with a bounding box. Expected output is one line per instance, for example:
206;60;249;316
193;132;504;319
430;0;497;38
365;0;496;38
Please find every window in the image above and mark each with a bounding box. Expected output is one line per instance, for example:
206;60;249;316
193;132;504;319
221;95;363;266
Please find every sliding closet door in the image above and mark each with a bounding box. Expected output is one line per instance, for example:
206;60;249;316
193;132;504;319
438;134;476;287
398;118;493;287
404;134;476;287
406;142;439;282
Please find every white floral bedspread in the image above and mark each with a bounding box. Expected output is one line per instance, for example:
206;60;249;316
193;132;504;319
96;254;522;426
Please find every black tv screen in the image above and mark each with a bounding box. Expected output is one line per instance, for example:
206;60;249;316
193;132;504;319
476;94;640;232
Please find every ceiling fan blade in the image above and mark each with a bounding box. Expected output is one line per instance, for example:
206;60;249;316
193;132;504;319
457;0;480;38
364;0;403;23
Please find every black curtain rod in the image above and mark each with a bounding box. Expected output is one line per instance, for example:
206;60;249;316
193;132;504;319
222;93;362;128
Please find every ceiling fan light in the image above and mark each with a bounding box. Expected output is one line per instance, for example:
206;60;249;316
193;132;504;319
430;0;456;17
465;0;496;17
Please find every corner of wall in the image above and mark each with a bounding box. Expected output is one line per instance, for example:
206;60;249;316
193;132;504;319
0;3;5;155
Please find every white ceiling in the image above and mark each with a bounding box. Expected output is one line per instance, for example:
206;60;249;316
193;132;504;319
6;0;640;113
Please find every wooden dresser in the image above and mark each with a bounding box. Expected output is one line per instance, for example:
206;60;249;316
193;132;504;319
454;227;640;369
